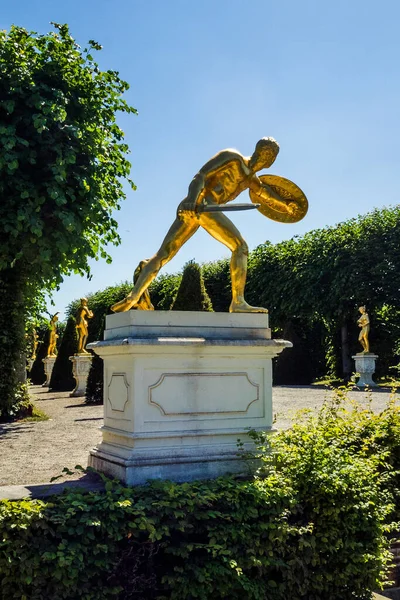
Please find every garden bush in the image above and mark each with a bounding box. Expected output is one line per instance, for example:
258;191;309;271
29;324;50;385
1;392;397;599
171;260;213;311
49;316;78;391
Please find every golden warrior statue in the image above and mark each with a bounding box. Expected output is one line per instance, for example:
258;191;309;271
76;298;94;354
112;137;308;314
357;306;370;353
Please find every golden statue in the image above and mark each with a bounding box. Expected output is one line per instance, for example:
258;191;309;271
76;298;94;354
357;306;370;353
31;329;39;360
47;313;59;357
134;260;154;310
112;137;308;314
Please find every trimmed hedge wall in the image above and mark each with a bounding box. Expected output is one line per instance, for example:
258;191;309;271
1;393;397;599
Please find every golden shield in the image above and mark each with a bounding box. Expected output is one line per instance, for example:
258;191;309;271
249;174;308;224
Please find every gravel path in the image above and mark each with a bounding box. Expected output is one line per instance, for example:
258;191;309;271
0;384;396;486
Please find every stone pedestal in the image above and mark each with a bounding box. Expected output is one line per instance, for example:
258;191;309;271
69;354;93;397
87;311;291;485
42;356;56;387
352;353;378;387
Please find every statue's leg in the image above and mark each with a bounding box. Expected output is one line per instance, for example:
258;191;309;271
111;217;199;312
82;330;88;353
199;212;268;313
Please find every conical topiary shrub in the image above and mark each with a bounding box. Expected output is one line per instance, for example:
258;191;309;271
171;260;213;311
49;316;78;391
85;316;105;404
29;325;49;385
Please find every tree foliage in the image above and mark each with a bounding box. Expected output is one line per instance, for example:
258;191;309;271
0;24;136;417
0;23;136;285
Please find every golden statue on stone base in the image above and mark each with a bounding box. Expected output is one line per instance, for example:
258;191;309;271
112;137;308;314
47;313;59;358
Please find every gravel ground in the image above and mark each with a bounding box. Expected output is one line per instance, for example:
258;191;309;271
0;384;397;486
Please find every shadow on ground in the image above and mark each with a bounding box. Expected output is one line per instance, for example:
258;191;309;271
0;471;105;500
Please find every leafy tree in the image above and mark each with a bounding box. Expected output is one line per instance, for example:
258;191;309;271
0;24;136;418
171;260;213;311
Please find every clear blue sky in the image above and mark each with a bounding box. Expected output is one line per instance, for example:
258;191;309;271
3;0;400;318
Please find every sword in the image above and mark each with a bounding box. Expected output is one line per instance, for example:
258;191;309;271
198;203;260;213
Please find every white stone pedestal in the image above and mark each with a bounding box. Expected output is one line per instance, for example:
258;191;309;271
70;354;93;397
42;356;56;387
352;353;378;387
87;311;291;485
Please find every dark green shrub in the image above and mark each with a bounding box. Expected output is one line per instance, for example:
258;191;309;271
49;316;78;391
273;319;315;385
29;324;49;385
85;314;106;405
171;260;213;311
84;353;104;404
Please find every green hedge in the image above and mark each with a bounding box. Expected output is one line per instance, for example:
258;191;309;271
1;393;396;599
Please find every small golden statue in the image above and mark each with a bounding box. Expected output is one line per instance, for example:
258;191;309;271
357;306;370;353
76;298;94;354
47;313;59;357
112;137;308;314
31;329;39;361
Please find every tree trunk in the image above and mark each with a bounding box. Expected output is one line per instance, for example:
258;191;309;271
0;267;27;419
341;321;353;381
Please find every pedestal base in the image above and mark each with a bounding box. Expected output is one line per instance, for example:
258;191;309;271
69;354;93;397
42;356;56;387
88;311;291;484
352;353;378;387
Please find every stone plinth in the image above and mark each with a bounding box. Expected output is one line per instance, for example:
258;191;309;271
70;354;93;397
352;353;378;387
42;356;56;387
87;311;291;485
